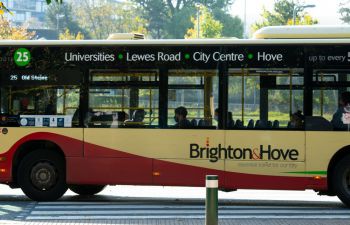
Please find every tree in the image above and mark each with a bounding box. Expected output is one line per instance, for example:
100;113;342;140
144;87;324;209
71;0;148;39
0;16;34;39
59;28;84;40
252;0;318;33
212;9;243;38
46;2;89;38
339;1;350;23
133;0;243;38
185;6;223;38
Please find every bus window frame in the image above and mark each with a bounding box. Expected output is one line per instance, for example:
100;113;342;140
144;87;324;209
88;69;161;128
167;69;219;129
227;68;305;130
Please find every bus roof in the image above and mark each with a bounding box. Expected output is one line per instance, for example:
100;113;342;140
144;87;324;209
1;38;350;46
253;25;350;39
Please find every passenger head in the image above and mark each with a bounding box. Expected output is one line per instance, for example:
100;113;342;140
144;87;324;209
20;98;29;110
227;111;233;122
174;106;188;122
132;109;146;122
118;111;127;122
340;92;350;107
290;110;304;129
214;108;219;121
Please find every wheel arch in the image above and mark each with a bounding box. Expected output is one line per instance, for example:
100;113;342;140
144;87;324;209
12;140;66;186
327;145;350;194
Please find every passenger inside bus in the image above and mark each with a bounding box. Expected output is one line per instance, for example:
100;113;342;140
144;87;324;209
288;110;305;129
117;111;129;124
331;91;350;130
45;97;55;115
123;109;147;128
214;108;234;128
19;98;32;115
126;109;146;122
174;106;192;128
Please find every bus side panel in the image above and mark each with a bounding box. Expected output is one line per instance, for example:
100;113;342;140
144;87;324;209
153;159;226;187
82;129;226;186
0;129;84;183
305;131;350;191
82;128;154;184
66;157;153;185
224;130;308;190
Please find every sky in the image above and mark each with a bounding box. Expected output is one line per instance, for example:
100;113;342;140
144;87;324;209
230;0;345;36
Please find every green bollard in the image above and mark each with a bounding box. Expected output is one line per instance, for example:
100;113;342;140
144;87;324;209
205;175;218;225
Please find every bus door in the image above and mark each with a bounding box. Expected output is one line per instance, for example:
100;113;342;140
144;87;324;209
224;68;306;190
305;68;350;178
83;70;159;185
152;69;226;187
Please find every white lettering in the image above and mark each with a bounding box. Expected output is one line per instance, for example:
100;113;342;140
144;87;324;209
64;52;115;62
157;52;181;61
126;52;155;61
212;52;244;62
193;52;210;63
257;52;283;62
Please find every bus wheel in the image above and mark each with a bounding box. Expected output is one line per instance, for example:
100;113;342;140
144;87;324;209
69;185;106;196
17;150;67;201
332;155;350;207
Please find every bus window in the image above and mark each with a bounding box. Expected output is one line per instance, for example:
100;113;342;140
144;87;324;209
228;68;304;129
0;86;80;127
89;70;159;128
0;88;9;114
312;70;350;128
268;89;303;127
168;70;218;129
313;90;338;121
228;69;260;128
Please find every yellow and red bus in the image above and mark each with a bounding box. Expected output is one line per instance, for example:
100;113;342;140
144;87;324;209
1;26;350;206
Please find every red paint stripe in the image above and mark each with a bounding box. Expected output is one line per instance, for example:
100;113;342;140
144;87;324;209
0;132;83;182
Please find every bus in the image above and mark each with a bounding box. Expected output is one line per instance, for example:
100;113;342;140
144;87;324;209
1;26;350;206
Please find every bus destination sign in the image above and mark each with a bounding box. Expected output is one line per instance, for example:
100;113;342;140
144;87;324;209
61;46;297;68
1;70;82;85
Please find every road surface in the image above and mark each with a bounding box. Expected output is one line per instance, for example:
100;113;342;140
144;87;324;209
0;184;348;224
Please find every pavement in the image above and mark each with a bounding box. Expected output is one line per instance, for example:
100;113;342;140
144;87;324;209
0;185;349;225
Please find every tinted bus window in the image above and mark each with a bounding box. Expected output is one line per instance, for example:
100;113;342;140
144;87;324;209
89;70;159;128
168;70;218;129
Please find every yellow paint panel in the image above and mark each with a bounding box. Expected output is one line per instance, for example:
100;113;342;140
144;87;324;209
84;128;225;160
224;130;305;176
0;128;83;154
225;130;305;161
306;132;350;172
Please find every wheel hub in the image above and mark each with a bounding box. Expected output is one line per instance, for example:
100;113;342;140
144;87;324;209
30;162;57;191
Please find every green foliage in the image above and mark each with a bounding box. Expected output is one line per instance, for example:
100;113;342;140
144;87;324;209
0;2;12;15
132;0;243;39
185;6;223;38
46;2;89;38
339;1;350;23
59;28;84;40
0;16;34;39
71;0;148;39
252;0;318;33
46;0;63;4
212;9;243;38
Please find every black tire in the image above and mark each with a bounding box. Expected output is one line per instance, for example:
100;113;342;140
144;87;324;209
69;184;106;196
17;149;67;201
332;154;350;207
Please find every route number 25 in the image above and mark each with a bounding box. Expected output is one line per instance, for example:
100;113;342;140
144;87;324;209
14;48;31;66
